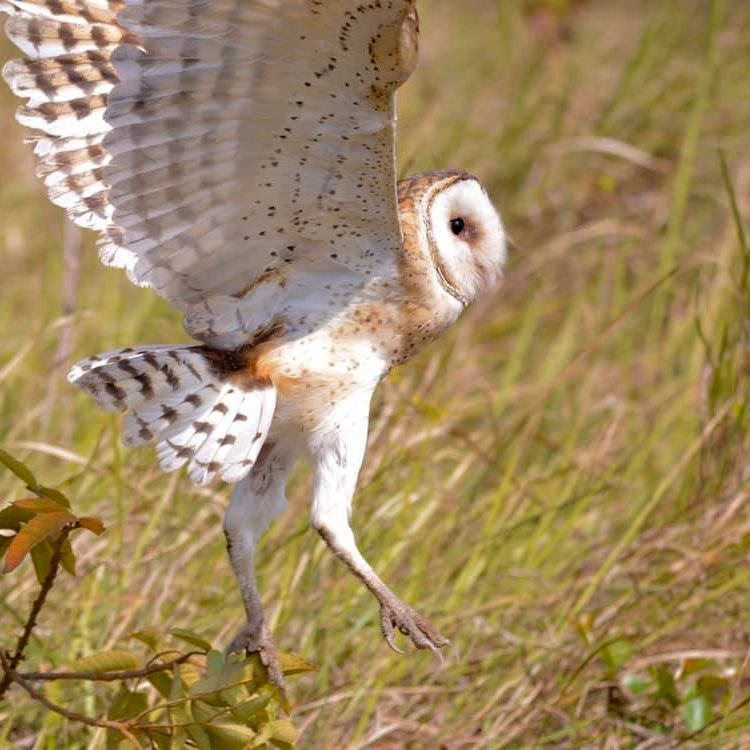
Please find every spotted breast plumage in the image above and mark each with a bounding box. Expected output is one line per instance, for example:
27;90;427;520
2;0;506;683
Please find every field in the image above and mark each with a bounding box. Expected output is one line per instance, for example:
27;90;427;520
1;0;750;747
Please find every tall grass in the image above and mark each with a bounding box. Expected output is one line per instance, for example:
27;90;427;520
2;0;750;746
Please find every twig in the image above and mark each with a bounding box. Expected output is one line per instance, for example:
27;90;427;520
0;525;72;698
0;652;143;749
19;652;201;682
128;673;264;724
137;687;270;732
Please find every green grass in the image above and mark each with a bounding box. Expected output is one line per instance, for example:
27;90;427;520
2;0;750;746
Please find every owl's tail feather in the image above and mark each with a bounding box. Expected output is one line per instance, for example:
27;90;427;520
68;345;276;486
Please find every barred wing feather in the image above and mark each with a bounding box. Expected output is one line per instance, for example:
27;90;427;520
70;345;276;485
1;0;419;344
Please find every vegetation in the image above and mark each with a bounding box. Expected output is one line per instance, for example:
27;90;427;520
1;0;749;746
0;452;309;748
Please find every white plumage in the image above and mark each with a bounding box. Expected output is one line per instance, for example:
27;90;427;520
2;0;506;684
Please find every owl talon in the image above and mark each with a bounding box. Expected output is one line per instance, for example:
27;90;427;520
227;621;285;689
380;608;405;654
379;598;449;655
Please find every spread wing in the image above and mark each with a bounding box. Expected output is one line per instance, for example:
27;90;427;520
1;0;419;346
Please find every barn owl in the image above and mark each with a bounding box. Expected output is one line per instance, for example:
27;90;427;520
1;0;506;685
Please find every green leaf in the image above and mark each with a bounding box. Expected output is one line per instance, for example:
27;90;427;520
621;672;651;695
601;638;632;673
0;449;38;489
0;505;33;531
205;722;257;750
190;698;219;724
107;688;150;749
651;665;679;707
169;730;190;750
169;664;191;702
696;673;729;697
682;694;712;731
71;650;141;673
269;719;297;746
219;684;252;709
185;723;212;750
3;511;74;573
205;650;225;675
175;664;198;694
146;670;174;700
36;485;71;508
59;535;76;576
171;698;194;732
170;628;213;652
108;687;149;720
230;694;271;723
130;627;164;652
0;533;13;561
682;658;713;676
252;722;274;748
143;729;172;750
278;651;316;676
30;540;54;584
191;652;246;704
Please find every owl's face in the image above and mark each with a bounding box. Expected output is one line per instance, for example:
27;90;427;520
417;172;506;307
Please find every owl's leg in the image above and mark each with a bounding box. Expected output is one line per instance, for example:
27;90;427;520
309;402;449;655
224;443;289;687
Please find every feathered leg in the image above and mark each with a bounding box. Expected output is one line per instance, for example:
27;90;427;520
224;442;289;687
309;396;449;655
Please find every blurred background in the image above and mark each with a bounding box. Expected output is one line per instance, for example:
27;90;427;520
1;0;750;746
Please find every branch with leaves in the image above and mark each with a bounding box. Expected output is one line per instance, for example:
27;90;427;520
0;449;313;749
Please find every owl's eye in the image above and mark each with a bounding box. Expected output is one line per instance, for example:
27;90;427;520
450;217;465;236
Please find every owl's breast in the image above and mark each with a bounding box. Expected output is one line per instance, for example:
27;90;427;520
236;295;393;429
230;264;459;429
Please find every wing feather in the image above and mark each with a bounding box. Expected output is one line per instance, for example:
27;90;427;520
2;0;419;345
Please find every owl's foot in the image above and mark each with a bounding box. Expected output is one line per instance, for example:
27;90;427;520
379;597;449;656
227;621;284;689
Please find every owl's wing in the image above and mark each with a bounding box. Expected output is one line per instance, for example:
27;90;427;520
2;0;419;345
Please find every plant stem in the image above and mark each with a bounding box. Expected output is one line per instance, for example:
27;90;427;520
0;526;72;699
0;652;142;748
19;652;200;682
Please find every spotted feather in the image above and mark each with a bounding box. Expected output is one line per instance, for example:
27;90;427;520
69;345;276;485
2;0;420;349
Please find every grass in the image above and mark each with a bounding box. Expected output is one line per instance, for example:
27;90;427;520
2;0;750;746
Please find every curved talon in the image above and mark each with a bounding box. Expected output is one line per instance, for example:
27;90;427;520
259;648;284;690
385;634;405;654
227;623;285;689
380;607;405;654
379;599;449;655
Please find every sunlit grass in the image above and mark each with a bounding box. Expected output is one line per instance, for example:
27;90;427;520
2;0;750;747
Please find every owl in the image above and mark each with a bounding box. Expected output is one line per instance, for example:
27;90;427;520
2;0;506;685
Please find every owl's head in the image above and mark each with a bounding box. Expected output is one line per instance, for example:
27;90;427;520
400;170;506;308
